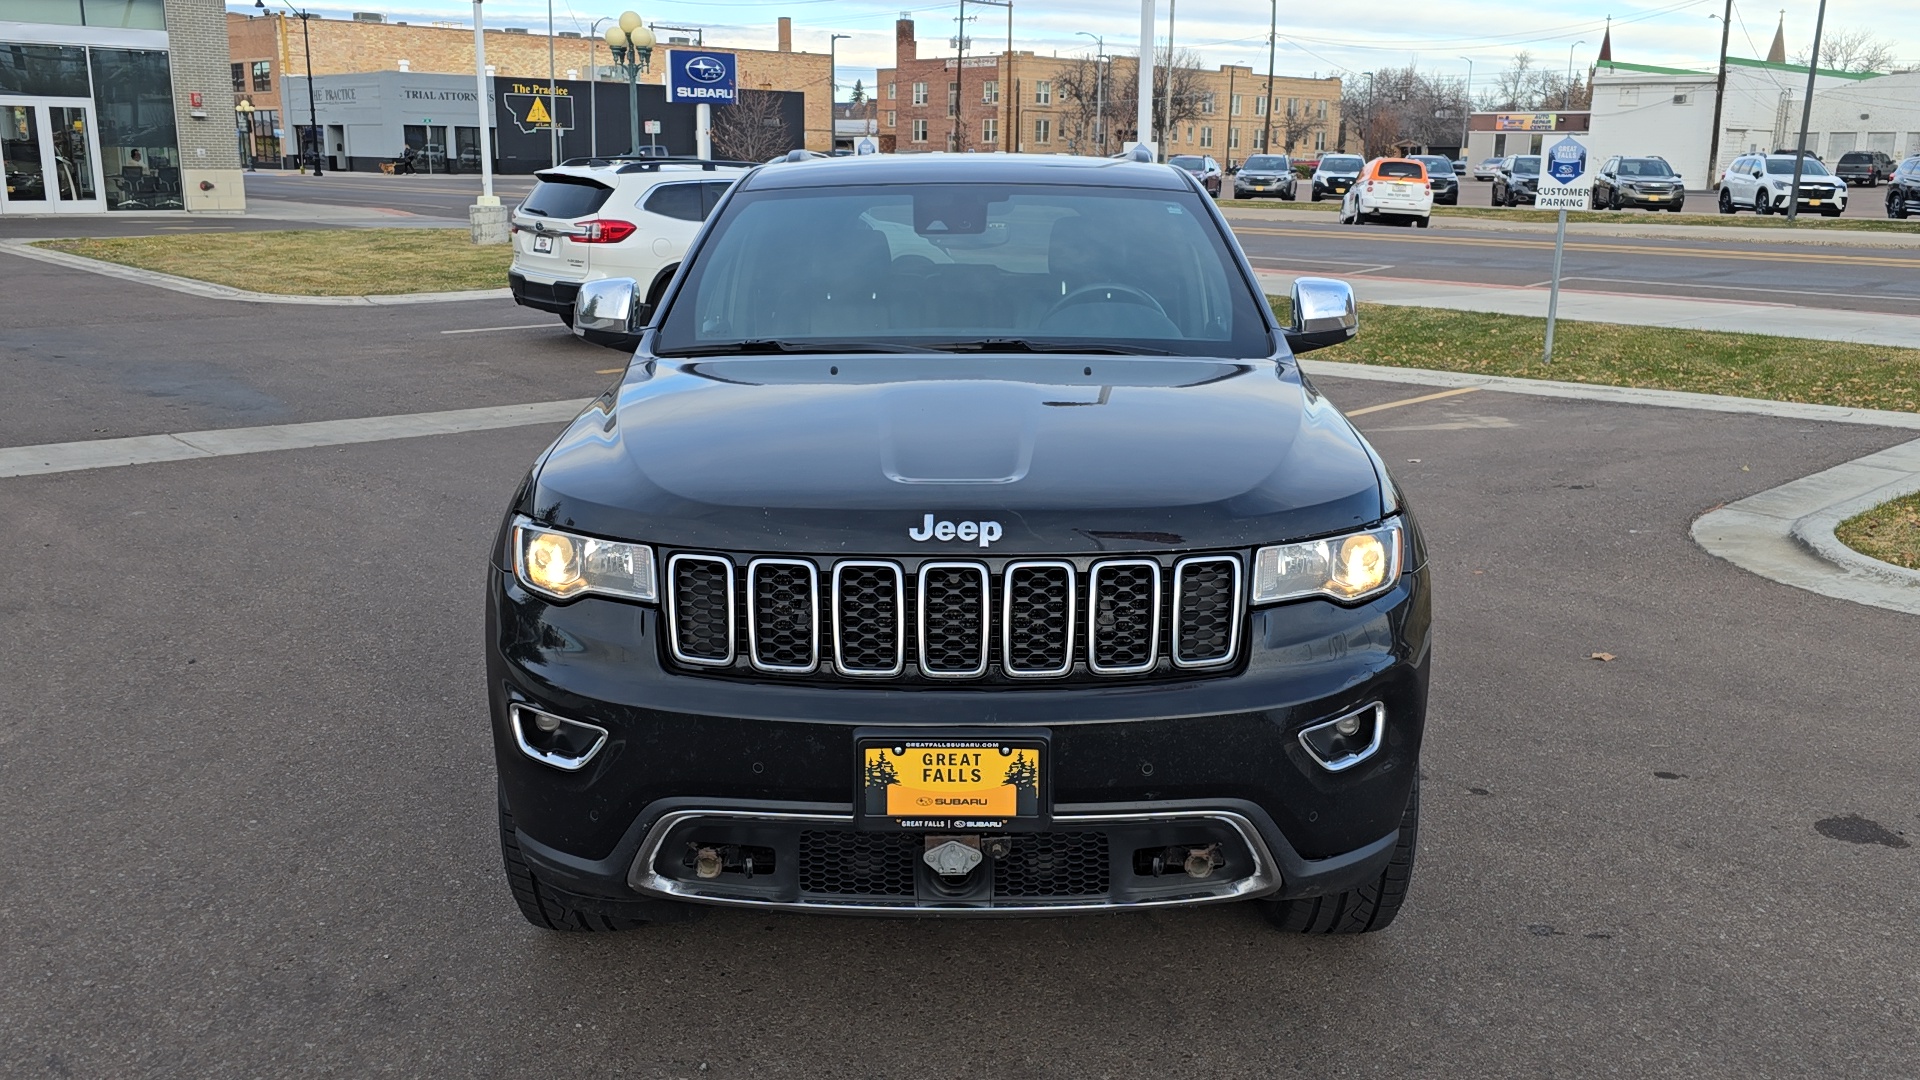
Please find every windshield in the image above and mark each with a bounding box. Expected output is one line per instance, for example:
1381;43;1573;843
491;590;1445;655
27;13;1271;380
1412;156;1455;174
1242;156;1287;171
1618;158;1674;177
1511;156;1541;176
1319;156;1363;173
1169;155;1206;170
1766;158;1829;176
654;183;1274;359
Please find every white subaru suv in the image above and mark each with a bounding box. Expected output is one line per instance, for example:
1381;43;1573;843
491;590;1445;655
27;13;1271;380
1717;152;1848;217
508;157;748;326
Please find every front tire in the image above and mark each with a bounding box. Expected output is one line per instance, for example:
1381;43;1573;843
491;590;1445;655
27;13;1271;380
1891;191;1910;219
1756;192;1772;215
1261;776;1419;934
499;794;691;932
1609;189;1622;211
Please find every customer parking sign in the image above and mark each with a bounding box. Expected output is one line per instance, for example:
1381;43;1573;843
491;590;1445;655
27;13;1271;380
1536;134;1590;210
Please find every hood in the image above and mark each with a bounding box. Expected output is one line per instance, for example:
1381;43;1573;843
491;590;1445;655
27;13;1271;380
525;354;1385;556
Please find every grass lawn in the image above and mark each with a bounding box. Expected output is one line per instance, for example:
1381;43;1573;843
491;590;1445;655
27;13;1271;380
36;229;510;295
1835;492;1920;571
1225;198;1920;233
1269;298;1920;414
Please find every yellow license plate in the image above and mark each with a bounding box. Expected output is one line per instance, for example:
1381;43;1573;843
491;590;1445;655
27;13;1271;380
1648;196;1663;201
861;738;1045;826
1809;200;1823;205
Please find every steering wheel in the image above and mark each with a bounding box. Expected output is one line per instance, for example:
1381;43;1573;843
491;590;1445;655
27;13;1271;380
1044;282;1168;321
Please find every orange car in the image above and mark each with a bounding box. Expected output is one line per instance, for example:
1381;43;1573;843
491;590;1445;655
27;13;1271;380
1339;157;1434;227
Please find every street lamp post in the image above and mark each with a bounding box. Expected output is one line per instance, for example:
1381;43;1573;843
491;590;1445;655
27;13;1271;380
1458;57;1472;159
588;17;611;157
1565;41;1585;111
1262;0;1275;156
829;32;850;124
1076;31;1104;155
1362;70;1374;157
257;0;321;175
234;99;256;171
603;12;655;157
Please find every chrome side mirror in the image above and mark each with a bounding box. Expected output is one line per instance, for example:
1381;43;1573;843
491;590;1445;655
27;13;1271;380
1285;277;1358;355
573;277;643;351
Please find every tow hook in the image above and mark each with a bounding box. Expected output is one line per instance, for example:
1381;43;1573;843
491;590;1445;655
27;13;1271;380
1184;844;1224;879
693;846;724;879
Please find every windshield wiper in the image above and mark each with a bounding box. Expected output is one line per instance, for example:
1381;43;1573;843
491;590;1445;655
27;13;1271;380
923;338;1178;356
663;339;939;357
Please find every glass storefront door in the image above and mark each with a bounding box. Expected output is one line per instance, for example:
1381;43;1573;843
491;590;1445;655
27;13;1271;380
0;97;105;213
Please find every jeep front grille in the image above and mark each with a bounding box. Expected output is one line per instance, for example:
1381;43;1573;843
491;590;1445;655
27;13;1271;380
664;552;1243;683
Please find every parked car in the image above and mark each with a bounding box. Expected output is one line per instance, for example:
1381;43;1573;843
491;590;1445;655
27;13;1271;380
497;152;1431;931
1490;155;1541;206
1169;154;1223;197
1231;153;1297;200
1410;155;1459;205
1451;158;1468;175
508;157;746;326
1590;155;1686;212
1472;157;1504;181
1340;157;1434;227
1886;155;1920;218
1310;154;1364;201
1717;153;1848;216
1835;150;1896;187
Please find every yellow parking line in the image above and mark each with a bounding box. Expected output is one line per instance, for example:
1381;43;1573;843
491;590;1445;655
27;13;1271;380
1345;387;1480;416
1231;226;1920;269
595;368;624;374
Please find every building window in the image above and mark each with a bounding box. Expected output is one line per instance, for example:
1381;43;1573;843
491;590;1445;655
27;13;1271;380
912;118;928;143
1315;130;1326;151
1229;126;1240;149
886;110;896;128
982;80;998;103
252;60;271;92
1035;80;1051;105
1318;99;1328;120
1255;96;1267;116
1287;97;1297;117
1253;129;1265;150
1186;124;1194;143
948;81;957;101
982;117;997;143
1034;117;1051;144
1618;86;1639;106
1230;94;1242;116
231;62;245;92
912;81;927;105
887;82;896;99
1493;133;1507;156
1200;94;1214;114
1199;126;1213;148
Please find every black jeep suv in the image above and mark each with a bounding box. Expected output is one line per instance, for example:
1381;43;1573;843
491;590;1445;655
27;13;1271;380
489;153;1432;933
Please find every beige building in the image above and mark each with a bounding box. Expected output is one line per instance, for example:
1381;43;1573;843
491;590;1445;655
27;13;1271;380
874;18;1339;164
227;11;832;161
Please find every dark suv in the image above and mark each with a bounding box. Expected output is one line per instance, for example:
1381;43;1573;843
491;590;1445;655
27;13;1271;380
1836;150;1896;187
1491;155;1541;206
491;153;1432;933
1888;156;1920;219
1591;155;1686;211
1169;154;1223;197
1410;155;1459;205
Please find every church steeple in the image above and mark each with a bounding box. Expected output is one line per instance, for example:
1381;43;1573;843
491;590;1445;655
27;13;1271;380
1766;11;1787;64
1597;16;1612;63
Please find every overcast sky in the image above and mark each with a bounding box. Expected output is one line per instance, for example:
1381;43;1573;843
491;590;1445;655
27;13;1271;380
245;1;1918;93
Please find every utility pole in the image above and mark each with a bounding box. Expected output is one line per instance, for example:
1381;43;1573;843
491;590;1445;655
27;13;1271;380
952;0;967;151
1706;0;1734;185
1135;0;1154;158
1159;0;1175;158
972;0;1012;151
1262;0;1275;155
1787;0;1829;224
1458;57;1473;158
548;0;558;166
1077;31;1104;155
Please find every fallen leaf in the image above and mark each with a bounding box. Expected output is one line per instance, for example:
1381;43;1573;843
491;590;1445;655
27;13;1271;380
1590;652;1616;662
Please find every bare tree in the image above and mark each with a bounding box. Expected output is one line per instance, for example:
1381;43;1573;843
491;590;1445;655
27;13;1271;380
1108;49;1210;153
1052;53;1122;154
1474;51;1589;113
1793;27;1897;73
711;90;794;162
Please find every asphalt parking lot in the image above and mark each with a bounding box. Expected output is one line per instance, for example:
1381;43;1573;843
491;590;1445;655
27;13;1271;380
2;257;1916;1078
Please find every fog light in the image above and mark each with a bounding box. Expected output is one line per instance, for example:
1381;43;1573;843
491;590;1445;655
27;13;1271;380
510;705;610;772
1298;704;1385;772
534;712;561;733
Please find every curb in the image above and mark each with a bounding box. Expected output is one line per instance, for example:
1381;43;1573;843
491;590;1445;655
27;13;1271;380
1691;438;1920;616
1221;204;1920;248
0;239;509;306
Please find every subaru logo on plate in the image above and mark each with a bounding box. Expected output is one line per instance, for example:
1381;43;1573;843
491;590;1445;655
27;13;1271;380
685;56;727;84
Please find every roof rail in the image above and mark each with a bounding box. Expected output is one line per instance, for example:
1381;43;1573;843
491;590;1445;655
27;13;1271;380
555;155;754;171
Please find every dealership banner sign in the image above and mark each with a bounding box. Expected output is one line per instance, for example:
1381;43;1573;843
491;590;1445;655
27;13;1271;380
666;50;737;105
1493;112;1561;131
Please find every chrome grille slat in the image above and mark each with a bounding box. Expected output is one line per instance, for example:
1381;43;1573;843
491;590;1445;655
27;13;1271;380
667;554;735;666
917;562;990;678
1172;555;1242;669
1003;561;1075;678
748;558;819;674
1088;559;1162;675
832;561;906;677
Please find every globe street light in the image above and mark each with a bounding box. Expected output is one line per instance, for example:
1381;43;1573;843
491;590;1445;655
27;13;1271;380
234;99;256;172
257;0;321;174
604;12;655;157
588;16;612;157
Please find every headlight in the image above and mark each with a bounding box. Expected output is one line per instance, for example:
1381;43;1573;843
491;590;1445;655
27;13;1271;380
1251;520;1404;605
512;519;656;602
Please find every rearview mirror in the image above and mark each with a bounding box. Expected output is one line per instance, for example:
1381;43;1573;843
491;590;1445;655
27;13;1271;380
573;277;644;352
1284;277;1357;355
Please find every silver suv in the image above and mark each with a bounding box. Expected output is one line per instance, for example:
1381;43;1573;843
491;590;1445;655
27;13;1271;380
1717;153;1848;216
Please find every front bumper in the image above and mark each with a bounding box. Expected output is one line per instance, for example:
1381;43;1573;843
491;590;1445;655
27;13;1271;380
1506;186;1538;204
1235;178;1293;196
1615;189;1685;209
1314;179;1356;197
488;557;1432;914
1768;190;1846;212
508;271;581;315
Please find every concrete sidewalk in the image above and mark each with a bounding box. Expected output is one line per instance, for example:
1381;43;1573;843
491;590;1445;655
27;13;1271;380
1255;270;1920;349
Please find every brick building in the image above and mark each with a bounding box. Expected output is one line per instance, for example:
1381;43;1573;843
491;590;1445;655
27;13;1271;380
226;11;832;164
874;18;1340;166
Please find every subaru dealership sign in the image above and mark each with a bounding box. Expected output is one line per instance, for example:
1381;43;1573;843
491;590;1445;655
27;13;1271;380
666;50;736;105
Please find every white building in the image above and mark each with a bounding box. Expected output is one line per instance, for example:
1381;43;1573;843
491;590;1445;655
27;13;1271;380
1589;57;1919;187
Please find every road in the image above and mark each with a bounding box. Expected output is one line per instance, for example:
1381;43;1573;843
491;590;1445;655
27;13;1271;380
242;170;536;219
2;256;1915;1077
